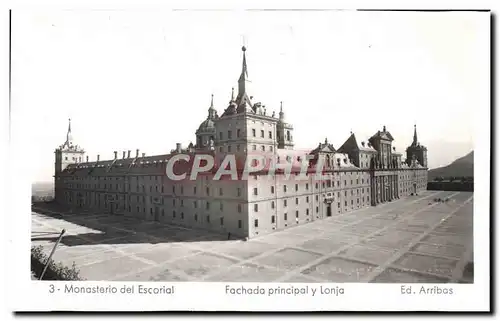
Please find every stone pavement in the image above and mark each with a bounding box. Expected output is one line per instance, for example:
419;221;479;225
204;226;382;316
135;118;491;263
31;191;473;283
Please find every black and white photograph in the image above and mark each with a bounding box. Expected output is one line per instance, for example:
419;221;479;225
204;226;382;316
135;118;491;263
4;4;491;312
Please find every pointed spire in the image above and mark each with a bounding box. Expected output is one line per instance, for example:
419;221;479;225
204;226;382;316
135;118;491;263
66;118;73;145
241;46;248;78
208;94;216;119
279;101;284;121
231;87;235;101
413;124;418;145
237;46;250;102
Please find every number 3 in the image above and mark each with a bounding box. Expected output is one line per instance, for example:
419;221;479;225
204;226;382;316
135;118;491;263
49;284;55;293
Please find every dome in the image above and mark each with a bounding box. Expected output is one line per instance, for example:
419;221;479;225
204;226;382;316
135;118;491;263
197;119;215;132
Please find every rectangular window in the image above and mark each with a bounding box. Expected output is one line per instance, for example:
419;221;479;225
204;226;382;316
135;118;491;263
237;188;241;197
252;129;256;137
238;204;242;213
254;204;258;212
254;219;258;228
219;188;223;196
284;200;287;207
284;185;287;192
306;183;309;190
295;198;299;205
271;215;275;224
220;203;224;211
271;201;275;209
207;215;210;223
306;196;309;203
315;195;319;201
228;145;232;152
253;188;258;195
181;212;184;219
252;145;257;151
316;206;319;213
237;129;241;137
237;145;241;151
268;131;272;139
228;130;232;139
284;213;288;221
193;201;197;208
219;132;223;140
261;130;264;138
239;220;243;228
220;217;224;226
194;214;198;221
295;184;298;192
306;209;310;215
271;186;275;194
295;211;299;218
261;145;265;151
206;202;210;210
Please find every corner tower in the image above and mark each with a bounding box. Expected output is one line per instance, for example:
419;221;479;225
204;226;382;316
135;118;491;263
54;118;85;176
405;124;428;167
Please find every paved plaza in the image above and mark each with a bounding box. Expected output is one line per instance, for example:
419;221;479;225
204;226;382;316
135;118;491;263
31;190;473;283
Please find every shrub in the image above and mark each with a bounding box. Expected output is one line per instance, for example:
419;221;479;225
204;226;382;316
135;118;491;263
31;245;84;281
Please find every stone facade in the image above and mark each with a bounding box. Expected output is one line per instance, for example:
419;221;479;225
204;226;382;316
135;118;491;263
54;46;428;239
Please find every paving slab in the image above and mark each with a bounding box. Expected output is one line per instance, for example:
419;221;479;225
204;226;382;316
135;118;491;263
302;257;377;282
252;248;323;272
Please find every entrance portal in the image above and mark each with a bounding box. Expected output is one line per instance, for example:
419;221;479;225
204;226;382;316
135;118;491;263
326;205;332;217
154;207;160;221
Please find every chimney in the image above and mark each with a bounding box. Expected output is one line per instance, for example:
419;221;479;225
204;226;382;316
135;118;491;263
136;149;139;158
361;141;365;147
142;152;145;157
127;150;131;158
122;151;126;159
97;154;100;161
86;156;89;162
176;143;182;153
114;151;117;159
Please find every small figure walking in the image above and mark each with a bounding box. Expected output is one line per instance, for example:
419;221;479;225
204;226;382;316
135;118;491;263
227;232;231;240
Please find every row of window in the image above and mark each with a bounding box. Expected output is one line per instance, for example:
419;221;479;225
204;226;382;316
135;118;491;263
219;129;274;141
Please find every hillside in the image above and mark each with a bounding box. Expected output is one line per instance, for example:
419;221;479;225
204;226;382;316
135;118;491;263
428;151;474;180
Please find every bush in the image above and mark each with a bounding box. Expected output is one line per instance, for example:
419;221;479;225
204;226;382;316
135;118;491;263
31;245;84;281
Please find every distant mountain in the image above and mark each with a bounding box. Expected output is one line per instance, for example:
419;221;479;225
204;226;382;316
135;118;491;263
428;151;474;180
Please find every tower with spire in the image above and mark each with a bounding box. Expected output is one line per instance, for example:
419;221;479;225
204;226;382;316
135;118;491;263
405;124;428;167
54;118;85;176
276;101;294;150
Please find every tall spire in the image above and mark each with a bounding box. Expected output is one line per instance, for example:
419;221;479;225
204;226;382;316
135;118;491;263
231;87;235;101
237;46;250;101
413;124;418;146
66;118;72;145
208;94;216;119
279;101;284;121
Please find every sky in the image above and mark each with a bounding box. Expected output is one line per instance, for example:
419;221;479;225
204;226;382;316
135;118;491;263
12;10;487;183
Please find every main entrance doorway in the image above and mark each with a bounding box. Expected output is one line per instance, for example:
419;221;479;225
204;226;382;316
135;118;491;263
154;207;160;221
326;204;332;217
